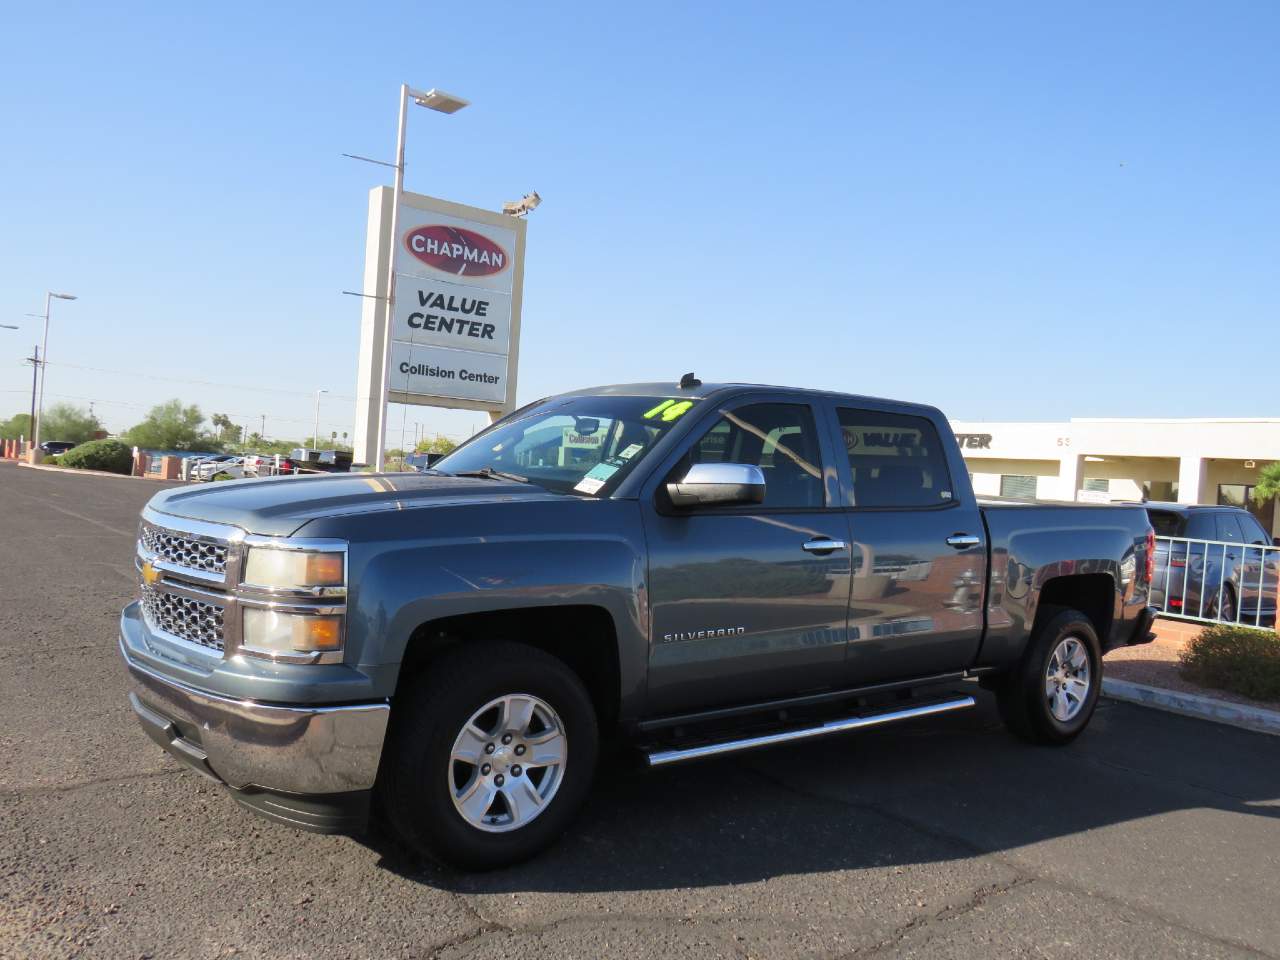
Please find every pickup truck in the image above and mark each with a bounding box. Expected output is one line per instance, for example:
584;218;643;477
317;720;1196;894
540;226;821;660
120;379;1157;868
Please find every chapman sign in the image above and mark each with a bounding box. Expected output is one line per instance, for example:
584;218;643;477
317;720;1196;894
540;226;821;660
353;189;527;464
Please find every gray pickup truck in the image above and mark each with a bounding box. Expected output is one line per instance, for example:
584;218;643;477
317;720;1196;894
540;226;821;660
121;379;1157;868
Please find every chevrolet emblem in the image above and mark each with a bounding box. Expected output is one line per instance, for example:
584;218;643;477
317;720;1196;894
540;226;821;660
141;560;161;586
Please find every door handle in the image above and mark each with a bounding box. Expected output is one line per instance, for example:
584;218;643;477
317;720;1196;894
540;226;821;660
802;538;848;554
946;534;981;549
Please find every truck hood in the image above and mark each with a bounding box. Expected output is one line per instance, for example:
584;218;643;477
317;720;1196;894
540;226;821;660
147;472;563;537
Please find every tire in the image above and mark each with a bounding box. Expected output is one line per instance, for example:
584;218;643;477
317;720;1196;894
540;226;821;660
996;606;1102;745
380;641;600;870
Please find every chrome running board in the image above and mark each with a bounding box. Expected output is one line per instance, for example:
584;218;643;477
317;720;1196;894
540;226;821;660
645;695;976;767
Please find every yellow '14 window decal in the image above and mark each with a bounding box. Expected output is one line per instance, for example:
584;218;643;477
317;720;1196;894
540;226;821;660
643;399;694;422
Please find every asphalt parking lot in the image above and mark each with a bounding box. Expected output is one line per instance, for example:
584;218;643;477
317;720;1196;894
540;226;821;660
2;460;1279;960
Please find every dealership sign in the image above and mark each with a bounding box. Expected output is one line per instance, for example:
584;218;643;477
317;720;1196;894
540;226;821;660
352;189;528;465
387;196;524;408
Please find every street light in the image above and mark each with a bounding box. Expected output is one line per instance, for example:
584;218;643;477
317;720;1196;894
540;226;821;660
32;292;77;454
313;388;329;451
0;324;18;330
372;85;469;472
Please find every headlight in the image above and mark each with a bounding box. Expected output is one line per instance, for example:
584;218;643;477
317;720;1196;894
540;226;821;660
243;545;345;590
241;607;344;655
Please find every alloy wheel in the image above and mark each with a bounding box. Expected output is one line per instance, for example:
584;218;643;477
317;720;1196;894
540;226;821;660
1044;636;1091;723
448;693;568;833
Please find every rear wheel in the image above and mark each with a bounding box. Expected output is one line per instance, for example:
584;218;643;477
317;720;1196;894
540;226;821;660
380;641;599;869
997;606;1101;745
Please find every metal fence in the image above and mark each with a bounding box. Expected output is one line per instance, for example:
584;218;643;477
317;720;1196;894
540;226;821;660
1152;535;1279;628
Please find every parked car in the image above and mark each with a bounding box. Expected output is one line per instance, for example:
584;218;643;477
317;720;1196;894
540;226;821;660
122;379;1157;868
289;448;354;473
40;440;77;456
1145;503;1277;625
190;455;236;481
196;456;247;481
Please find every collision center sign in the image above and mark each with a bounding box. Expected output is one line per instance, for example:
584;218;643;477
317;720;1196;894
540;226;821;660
388;199;524;408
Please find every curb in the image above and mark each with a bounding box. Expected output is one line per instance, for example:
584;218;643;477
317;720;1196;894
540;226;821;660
1102;677;1280;737
15;461;155;481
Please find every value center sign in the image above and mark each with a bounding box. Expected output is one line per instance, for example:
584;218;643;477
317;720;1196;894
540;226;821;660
389;200;523;406
352;188;528;466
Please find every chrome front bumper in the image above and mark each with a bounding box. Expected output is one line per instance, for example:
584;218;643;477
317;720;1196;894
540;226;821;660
120;632;389;799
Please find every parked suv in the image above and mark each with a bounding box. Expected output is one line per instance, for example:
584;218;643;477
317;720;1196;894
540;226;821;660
1145;503;1277;625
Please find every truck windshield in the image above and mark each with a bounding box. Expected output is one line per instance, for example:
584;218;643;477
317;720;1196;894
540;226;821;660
433;395;701;497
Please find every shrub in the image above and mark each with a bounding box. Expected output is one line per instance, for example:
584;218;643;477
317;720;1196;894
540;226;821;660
1179;624;1280;702
44;454;61;466
59;438;133;475
211;471;236;481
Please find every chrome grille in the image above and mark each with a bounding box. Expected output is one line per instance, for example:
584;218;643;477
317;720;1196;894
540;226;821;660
140;584;225;652
140;524;228;576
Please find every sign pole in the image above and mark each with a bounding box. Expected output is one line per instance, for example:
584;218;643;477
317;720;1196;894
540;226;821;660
373;84;410;472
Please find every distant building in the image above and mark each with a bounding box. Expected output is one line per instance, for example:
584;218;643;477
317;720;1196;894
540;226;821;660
948;417;1280;537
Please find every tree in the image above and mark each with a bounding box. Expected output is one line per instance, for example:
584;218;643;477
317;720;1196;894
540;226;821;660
1253;463;1280;510
124;399;219;452
40;403;102;445
415;434;458;455
210;413;241;443
0;413;32;440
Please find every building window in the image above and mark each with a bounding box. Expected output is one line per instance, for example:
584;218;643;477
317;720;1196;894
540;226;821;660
1083;478;1110;493
1217;484;1249;509
1000;474;1036;499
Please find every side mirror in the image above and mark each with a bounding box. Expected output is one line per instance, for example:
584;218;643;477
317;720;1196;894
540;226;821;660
666;462;766;508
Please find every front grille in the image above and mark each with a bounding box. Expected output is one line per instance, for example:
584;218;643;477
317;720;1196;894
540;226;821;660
141;524;228;576
140;584;225;652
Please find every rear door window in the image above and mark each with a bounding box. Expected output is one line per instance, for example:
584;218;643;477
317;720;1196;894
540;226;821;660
1215;513;1244;543
1184;514;1217;540
837;408;953;508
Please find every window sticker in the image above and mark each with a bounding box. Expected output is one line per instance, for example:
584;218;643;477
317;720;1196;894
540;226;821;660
642;399;694;422
583;461;619;482
619;443;644;460
574;460;619;495
642;399;674;419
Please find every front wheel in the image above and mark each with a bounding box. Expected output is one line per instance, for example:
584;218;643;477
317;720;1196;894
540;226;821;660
380;642;599;869
997;606;1102;745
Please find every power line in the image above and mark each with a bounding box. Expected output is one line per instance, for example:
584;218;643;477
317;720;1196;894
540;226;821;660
32;360;357;402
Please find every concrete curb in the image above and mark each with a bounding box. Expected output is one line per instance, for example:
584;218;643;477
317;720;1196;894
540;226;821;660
15;461;153;481
1102;677;1280;737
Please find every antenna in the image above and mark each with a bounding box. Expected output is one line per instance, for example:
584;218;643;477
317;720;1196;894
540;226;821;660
679;372;701;389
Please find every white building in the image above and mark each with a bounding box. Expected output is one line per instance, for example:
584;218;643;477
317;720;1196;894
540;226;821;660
948;417;1280;538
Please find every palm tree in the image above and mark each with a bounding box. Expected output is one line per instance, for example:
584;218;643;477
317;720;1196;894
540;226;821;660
1253;462;1280;509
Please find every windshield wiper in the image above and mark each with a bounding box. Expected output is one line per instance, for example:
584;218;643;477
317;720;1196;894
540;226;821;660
447;467;531;484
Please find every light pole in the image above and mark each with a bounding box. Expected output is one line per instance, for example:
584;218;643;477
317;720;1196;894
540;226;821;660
313;389;329;450
32;292;77;454
371;85;469;472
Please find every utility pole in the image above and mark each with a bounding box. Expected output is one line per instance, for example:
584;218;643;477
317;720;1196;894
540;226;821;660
260;414;266;439
24;345;40;446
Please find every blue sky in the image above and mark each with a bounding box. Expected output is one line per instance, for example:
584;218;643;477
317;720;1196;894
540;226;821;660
1;2;1277;443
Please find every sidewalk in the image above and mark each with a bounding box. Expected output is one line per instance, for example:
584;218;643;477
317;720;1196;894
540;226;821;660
1103;619;1280;736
